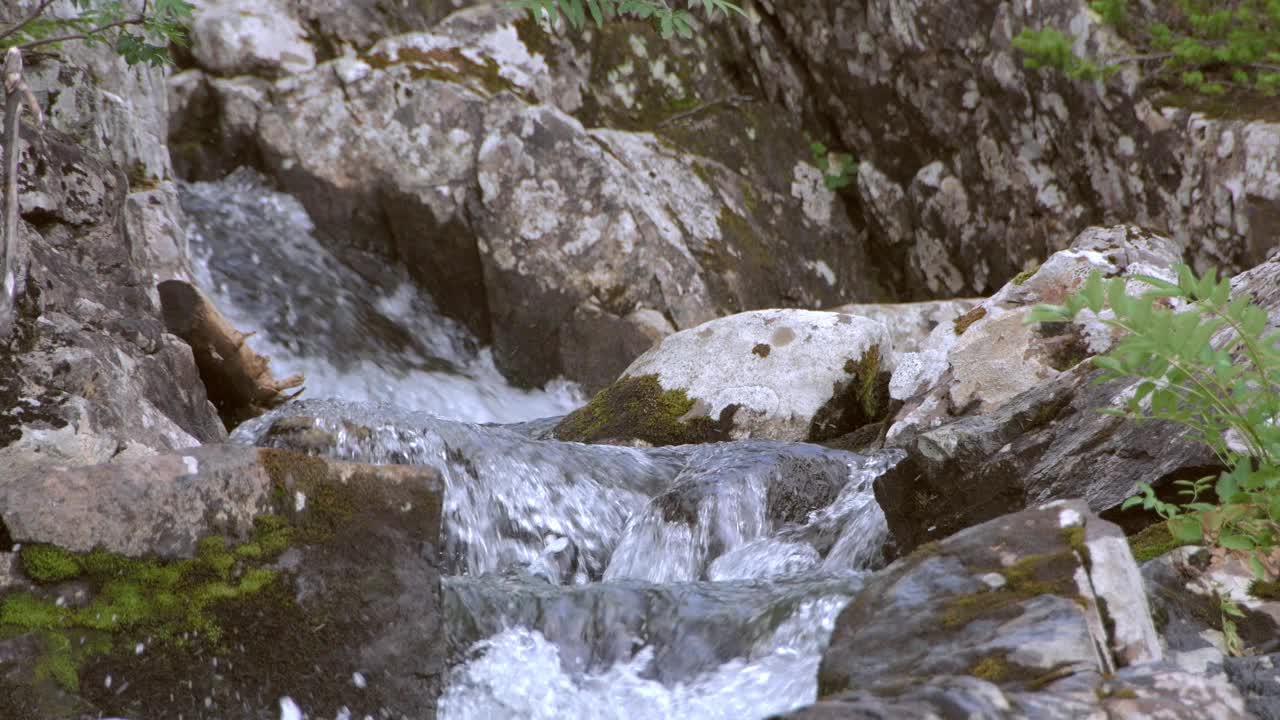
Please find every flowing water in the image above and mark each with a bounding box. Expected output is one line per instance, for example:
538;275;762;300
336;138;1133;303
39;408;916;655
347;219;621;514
180;168;582;424
186;174;901;719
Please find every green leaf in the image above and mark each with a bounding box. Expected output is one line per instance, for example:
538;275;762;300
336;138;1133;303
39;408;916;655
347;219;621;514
1168;515;1204;543
1084;271;1105;314
1219;533;1256;550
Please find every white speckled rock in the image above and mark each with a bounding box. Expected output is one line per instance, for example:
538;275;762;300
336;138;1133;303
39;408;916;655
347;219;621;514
620;309;893;441
189;0;316;77
886;224;1183;442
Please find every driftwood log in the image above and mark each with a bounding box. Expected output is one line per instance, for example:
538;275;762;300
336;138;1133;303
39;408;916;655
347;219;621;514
159;279;303;428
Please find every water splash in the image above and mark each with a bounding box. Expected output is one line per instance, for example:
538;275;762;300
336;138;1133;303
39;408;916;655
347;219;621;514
439;594;855;720
180;168;582;424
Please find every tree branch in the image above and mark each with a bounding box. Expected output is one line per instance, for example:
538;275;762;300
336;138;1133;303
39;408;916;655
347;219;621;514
17;15;148;51
0;0;59;44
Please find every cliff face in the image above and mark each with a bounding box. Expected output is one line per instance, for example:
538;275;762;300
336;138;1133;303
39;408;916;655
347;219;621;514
0;8;227;477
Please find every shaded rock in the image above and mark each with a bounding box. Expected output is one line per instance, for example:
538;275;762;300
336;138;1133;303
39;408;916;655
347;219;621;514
721;0;1275;298
555;309;892;445
1143;546;1280;656
818;501;1159;701
779;661;1247;719
0;445;445;720
1225;654;1280;720
0;123;226;478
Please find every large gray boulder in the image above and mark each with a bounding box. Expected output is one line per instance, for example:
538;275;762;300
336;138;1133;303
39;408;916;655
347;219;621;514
170;3;884;390
793;500;1247;719
0;445;445;719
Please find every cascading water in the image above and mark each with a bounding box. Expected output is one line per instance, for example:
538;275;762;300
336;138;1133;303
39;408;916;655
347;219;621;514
179;168;582;424
191;174;905;719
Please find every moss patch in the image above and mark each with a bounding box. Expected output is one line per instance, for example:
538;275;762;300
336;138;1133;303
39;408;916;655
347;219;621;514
808;345;889;442
553;374;736;445
752;343;771;358
1127;522;1190;563
969;653;1010;681
1248;579;1280;601
362;45;523;99
1011;263;1041;286
19;545;81;584
941;551;1081;630
953;306;988;336
0;516;291;692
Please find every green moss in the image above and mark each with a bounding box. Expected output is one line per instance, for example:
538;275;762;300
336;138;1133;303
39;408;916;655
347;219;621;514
941;551;1080;630
1127;522;1190;563
553;374;734;445
361;45;523;99
969;654;1009;681
1248;579;1280;601
847;345;884;421
953;306;988;336
1;526;292;694
19;545;81;584
125;163;161;192
1011;263;1041;286
809;346;888;443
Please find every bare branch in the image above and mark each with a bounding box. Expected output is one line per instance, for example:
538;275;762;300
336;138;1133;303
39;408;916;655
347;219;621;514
17;15;148;52
0;0;59;44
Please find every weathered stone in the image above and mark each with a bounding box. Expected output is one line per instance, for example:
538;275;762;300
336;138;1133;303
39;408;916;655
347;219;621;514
833;298;981;354
189;0;317;78
556;309;892;444
0;123;226;477
720;0;1277;298
0;445;270;558
887;225;1183;443
874;232;1280;554
0;446;445;720
818;501;1158;702
173;3;883;388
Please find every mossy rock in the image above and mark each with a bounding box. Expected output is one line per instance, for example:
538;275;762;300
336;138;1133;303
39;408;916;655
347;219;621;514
808;345;892;443
553;374;736;446
1127;521;1191;564
0;449;446;719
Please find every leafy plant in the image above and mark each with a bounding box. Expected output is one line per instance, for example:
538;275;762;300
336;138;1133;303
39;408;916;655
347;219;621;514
1029;264;1280;579
808;139;857;191
511;0;744;40
1013;0;1280;96
0;0;194;67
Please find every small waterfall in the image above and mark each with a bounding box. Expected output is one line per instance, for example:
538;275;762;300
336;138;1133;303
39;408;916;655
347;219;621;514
180;169;583;424
236;401;897;583
194;172;910;720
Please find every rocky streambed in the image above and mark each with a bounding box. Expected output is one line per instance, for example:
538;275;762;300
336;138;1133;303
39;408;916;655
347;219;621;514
2;0;1280;719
